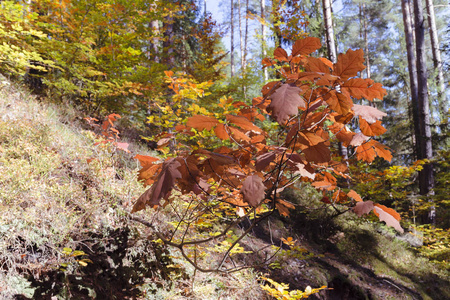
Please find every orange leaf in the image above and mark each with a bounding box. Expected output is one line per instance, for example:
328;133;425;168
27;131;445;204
374;204;401;221
348;190;363;202
214;124;229;140
186;115;219;131
359;118;387;136
355;140;377;163
305;57;332;73
228;127;251;141
325;91;353;115
342;78;387;101
274;47;289;61
333;49;366;80
372;140;392;162
292;37;321;56
226;115;261;132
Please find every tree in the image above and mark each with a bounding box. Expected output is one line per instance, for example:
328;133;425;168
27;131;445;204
131;38;402;273
413;0;435;199
260;0;268;81
230;0;235;77
402;0;421;160
425;0;446;121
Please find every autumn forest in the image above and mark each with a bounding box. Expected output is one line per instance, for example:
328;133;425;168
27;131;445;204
0;0;449;299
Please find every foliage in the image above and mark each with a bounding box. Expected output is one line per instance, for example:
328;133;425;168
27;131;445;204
260;276;327;300
0;1;53;76
131;37;401;286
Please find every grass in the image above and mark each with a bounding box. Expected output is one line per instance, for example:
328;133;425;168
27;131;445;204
0;78;268;299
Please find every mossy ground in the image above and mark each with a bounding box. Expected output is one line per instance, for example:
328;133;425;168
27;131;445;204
0;78;448;299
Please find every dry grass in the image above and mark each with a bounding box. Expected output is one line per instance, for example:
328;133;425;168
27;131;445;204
0;77;268;299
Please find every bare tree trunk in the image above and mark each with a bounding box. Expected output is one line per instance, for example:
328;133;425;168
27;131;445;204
413;0;435;221
150;20;160;63
243;0;248;72
323;0;347;159
238;0;244;70
261;0;268;81
425;0;446;122
362;4;370;79
402;0;421;160
322;0;337;64
230;0;235;77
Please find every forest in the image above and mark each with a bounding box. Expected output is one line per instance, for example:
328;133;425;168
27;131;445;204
0;0;448;299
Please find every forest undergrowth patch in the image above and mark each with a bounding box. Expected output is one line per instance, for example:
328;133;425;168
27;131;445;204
0;78;449;299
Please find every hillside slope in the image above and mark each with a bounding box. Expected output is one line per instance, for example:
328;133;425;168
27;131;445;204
0;78;448;299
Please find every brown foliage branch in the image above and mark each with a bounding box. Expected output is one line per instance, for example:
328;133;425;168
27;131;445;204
130;37;402;273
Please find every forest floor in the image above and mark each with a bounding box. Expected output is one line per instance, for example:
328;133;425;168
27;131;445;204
0;78;449;299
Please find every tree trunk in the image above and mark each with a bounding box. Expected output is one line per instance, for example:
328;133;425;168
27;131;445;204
230;0;235;77
150;20;160;63
260;0;268;81
425;0;446;122
243;0;248;72
322;0;337;64
363;4;370;79
238;0;244;70
323;0;346;159
401;0;421;160
413;0;435;222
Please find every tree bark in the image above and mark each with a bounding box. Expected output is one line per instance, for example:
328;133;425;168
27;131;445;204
402;0;421;160
230;0;235;77
413;0;435;213
260;0;268;81
322;0;337;64
238;0;244;70
323;0;347;159
243;0;249;72
425;0;446;122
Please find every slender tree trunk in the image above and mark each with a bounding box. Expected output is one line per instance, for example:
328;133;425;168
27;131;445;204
238;0;244;70
322;0;337;64
150;20;160;63
260;0;268;81
323;0;347;159
243;0;248;72
425;0;446;122
230;0;235;77
362;4;370;79
402;0;421;160
413;0;435;221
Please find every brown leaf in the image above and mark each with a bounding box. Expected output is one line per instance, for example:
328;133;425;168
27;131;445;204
342;78;387;101
292;37;321;56
256;151;277;171
359;118;387;136
374;206;404;233
328;122;355;147
293;163;315;180
262;57;275;67
353;200;374;216
131;158;182;212
325;91;353;115
274;47;289;61
302;142;331;163
241;175;266;207
214;124;230;140
372;140;393;162
229;126;251;141
352;104;387;124
261;81;281;98
333;49;366;80
305;57;332;73
226;115;261;132
276;199;296;217
186;115;219;130
332;190;348;203
268;83;305;124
